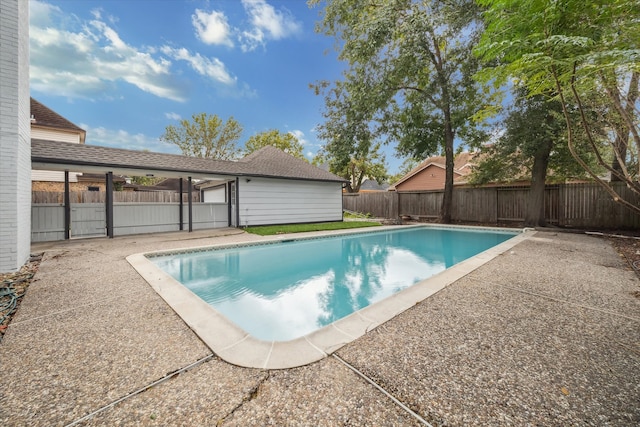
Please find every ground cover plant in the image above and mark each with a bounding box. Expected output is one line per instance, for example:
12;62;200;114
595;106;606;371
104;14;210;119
243;221;380;236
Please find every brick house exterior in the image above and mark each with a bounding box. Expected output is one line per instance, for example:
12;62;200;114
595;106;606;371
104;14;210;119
389;152;477;192
0;0;31;272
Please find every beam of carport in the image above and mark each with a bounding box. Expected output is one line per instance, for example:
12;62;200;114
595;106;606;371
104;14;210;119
64;171;70;240
106;172;114;238
188;177;193;232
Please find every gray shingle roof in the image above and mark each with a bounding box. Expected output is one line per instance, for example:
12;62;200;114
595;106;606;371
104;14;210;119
31;140;346;183
30;98;86;137
240;146;345;182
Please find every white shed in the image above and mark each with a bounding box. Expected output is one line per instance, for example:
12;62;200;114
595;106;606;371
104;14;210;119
234;146;344;227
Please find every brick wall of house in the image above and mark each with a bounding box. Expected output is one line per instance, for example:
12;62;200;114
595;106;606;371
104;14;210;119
0;0;31;272
32;181;108;192
395;165;449;191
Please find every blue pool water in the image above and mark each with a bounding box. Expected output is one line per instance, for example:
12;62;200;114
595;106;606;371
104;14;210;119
150;227;517;341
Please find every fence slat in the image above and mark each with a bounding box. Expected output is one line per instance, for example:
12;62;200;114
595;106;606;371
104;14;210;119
33;191;201;204
343;183;640;229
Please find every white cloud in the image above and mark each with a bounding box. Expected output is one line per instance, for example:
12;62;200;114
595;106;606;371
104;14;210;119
29;0;62;27
240;0;302;52
29;0;248;102
29;1;186;101
288;129;309;146
160;46;236;86
80;123;179;153
165;112;181;120
192;9;234;47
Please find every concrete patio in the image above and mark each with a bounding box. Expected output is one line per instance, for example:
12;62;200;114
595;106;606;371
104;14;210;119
0;227;638;426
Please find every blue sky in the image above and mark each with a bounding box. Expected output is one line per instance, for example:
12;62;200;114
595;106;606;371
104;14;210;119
29;0;406;173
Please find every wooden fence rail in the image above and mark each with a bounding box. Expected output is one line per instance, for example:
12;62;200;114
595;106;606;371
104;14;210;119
343;182;640;229
32;191;201;204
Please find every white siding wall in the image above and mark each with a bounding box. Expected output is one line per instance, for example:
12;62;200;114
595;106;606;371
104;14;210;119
202;185;226;203
31;128;82;182
31;128;81;144
238;177;343;227
31;170;81;183
0;0;30;272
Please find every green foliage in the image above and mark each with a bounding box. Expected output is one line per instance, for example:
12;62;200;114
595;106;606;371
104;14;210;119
129;176;164;186
475;0;640;213
469;91;600;185
343;211;372;219
311;0;491;219
244;221;380;236
160;113;243;160
313;77;389;193
244;129;307;160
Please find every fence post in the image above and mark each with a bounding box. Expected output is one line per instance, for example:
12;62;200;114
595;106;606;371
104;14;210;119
392;192;398;218
105;172;114;238
64;170;71;240
558;184;565;227
188;177;193;232
179;178;184;231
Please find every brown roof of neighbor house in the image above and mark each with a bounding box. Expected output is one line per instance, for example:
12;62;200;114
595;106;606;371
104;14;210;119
31;140;346;183
30;98;86;142
77;173;126;183
390;152;477;190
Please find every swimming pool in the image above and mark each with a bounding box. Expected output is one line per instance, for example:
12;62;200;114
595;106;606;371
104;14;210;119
128;225;531;368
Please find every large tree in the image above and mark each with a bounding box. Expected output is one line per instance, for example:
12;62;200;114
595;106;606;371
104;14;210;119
313;77;388;193
160;113;243;160
476;0;640;215
244;129;306;160
470;90;601;226
311;0;490;222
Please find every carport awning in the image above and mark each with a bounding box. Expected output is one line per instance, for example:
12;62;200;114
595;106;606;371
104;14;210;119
31;139;347;183
31;139;241;180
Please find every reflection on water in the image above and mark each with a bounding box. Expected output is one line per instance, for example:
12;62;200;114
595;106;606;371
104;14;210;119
152;227;515;341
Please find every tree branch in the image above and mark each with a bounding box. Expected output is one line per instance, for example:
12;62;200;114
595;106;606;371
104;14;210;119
552;62;640;215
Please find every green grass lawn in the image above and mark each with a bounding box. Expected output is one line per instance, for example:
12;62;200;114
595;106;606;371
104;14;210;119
243;221;381;236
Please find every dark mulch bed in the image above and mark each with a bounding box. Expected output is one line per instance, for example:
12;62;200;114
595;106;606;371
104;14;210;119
0;253;42;341
608;235;640;281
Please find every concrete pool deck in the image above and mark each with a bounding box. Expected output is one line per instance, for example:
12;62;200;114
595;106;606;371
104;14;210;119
129;225;530;369
1;227;639;426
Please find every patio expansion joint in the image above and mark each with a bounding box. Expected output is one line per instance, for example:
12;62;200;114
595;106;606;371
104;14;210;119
63;353;216;427
497;284;640;322
215;370;271;426
6;287;151;327
332;354;434;427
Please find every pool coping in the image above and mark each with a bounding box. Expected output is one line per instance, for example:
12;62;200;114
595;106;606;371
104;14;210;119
127;224;535;369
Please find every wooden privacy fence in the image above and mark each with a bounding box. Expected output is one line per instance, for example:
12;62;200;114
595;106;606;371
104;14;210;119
343;182;640;229
31;202;228;242
32;190;201;204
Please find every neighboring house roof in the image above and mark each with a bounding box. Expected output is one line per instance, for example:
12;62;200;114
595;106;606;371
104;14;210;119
31;140;346;183
359;179;390;192
30;98;86;143
77;173;126;184
389;152;477;191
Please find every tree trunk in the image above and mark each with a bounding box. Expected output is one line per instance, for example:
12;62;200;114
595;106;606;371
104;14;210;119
440;109;455;224
524;138;553;227
610;72;638;181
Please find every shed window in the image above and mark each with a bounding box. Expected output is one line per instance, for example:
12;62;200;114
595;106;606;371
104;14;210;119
88;186;100;192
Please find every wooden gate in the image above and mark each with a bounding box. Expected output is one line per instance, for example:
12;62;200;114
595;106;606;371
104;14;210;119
71;204;106;238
